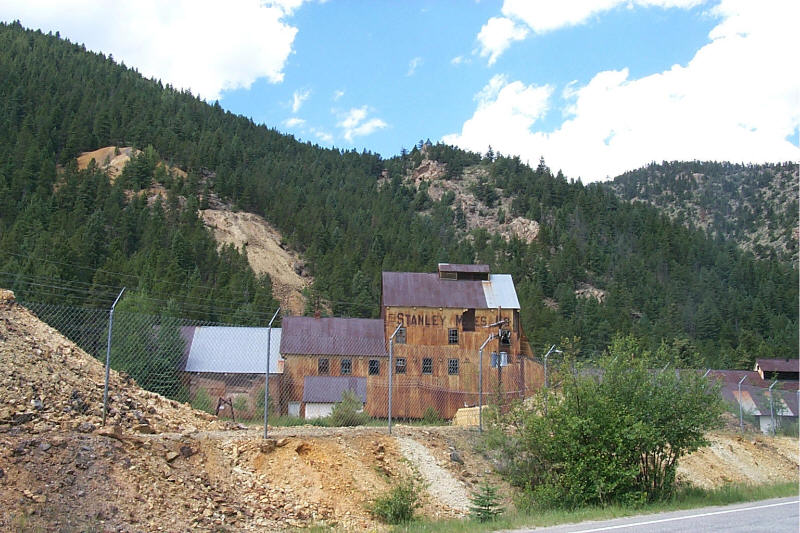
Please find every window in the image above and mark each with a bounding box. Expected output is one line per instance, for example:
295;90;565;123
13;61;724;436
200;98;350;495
395;358;407;374
422;358;433;375
461;309;475;332
499;329;511;346
395;327;406;344
448;328;459;344
318;358;329;374
341;358;352;375
448;358;459;375
369;359;380;375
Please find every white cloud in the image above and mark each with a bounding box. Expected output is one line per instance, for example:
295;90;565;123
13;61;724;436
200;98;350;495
502;0;704;34
446;0;800;181
284;117;306;128
312;128;334;144
336;106;387;143
476;16;528;65
407;56;423;76
479;0;704;63
0;0;304;100
333;89;345;101
292;88;311;113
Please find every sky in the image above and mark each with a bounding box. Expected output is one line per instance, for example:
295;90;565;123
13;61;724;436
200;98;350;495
1;0;798;181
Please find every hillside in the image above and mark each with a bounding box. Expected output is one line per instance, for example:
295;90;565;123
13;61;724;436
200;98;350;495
607;162;799;265
0;22;797;369
2;293;797;531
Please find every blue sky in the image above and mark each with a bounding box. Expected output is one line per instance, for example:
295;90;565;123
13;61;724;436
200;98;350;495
1;0;798;181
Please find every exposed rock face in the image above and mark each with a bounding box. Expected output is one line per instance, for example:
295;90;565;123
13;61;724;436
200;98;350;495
201;209;311;315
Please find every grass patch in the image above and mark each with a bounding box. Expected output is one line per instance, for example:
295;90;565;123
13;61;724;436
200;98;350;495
393;482;798;533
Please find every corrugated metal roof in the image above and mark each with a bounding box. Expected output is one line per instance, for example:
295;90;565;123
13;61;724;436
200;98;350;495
723;384;798;417
182;327;282;374
438;263;490;274
483;275;521;309
382;272;520;309
280;316;386;356
755;358;799;373
302;376;367;403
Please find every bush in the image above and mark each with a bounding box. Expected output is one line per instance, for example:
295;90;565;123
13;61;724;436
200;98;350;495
329;389;370;427
368;478;420;524
421;406;443;425
191;387;214;414
469;482;504;522
490;335;724;508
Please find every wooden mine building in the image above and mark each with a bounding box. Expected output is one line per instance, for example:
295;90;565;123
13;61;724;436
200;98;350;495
380;263;540;419
280;263;542;420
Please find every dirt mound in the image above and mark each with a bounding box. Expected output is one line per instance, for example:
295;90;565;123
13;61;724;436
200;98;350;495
677;432;799;488
201;209;310;315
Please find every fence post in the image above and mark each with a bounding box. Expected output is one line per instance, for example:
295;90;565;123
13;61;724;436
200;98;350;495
768;381;777;436
264;307;280;439
737;375;747;433
387;323;403;436
478;333;496;432
102;287;126;426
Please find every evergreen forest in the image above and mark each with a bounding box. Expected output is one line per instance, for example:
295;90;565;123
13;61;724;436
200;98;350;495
0;22;796;368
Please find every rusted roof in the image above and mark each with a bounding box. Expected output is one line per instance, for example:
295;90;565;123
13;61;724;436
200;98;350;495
280;316;386;357
302;376;367;403
755;358;799;373
382;272;520;309
438;263;490;274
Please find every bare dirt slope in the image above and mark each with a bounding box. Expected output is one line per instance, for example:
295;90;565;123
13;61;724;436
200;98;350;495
677;432;799;488
76;146;187;182
1;293;797;532
201;209;310;315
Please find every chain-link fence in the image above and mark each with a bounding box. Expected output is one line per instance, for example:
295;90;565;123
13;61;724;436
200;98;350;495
17;299;549;433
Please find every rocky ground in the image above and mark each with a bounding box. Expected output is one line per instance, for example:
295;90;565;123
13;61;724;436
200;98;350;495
1;291;797;532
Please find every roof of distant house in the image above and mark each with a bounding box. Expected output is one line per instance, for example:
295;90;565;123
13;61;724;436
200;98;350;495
302;376;367;403
182;327;282;374
755;358;799;373
382;272;520;309
280;316;386;356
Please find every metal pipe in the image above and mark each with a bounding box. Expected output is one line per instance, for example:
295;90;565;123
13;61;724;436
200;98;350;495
264;307;280;439
387;323;403;435
768;381;777;435
737;375;747;433
102;287;126;426
478;333;496;432
543;344;561;389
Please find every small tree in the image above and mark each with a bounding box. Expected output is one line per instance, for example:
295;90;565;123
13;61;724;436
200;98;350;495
368;478;420;524
469;482;504;522
490;335;724;508
329;389;369;426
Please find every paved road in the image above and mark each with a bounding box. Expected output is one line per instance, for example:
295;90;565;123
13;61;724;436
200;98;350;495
506;496;799;533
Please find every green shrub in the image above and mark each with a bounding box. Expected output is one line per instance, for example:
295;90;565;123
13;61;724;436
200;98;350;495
191;387;214;414
469;482;504;522
491;335;724;508
421;406;443;425
329;389;370;427
368;478;420;524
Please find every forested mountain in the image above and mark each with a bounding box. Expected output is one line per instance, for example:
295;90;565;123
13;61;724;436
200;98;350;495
607;161;798;265
0;22;796;367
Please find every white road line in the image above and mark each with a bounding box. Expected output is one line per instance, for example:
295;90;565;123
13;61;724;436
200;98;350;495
563;500;799;533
